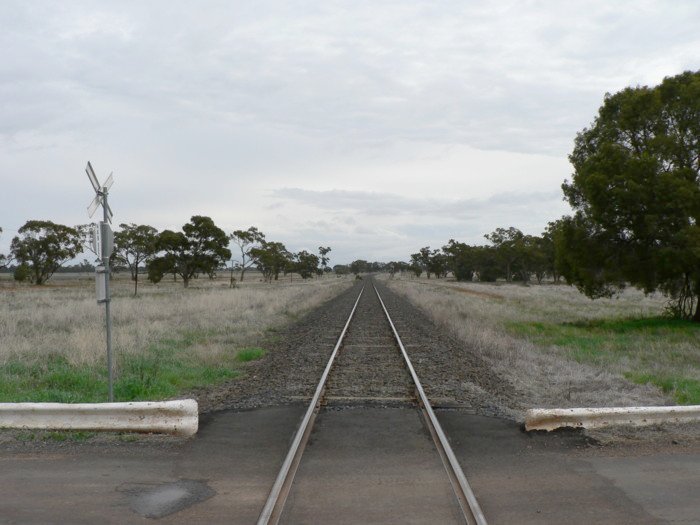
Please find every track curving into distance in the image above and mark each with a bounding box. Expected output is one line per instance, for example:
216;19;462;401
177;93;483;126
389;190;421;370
257;279;486;525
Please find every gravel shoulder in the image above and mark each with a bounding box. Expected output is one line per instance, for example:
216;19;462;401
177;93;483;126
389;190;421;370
197;277;520;419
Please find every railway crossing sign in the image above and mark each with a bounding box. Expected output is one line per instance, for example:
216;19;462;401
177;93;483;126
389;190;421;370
89;222;114;260
86;161;113;222
84;161;116;402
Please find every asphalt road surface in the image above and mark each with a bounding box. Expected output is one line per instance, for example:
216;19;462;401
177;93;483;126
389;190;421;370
2;407;699;524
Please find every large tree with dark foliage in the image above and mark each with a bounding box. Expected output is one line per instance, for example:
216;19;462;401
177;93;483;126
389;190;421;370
148;216;230;288
443;240;500;282
11;220;83;284
560;70;700;320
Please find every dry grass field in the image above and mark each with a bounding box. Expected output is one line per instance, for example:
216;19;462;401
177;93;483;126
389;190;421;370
0;271;352;402
384;276;700;409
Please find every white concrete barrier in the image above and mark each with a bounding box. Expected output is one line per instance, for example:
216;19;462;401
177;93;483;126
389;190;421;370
525;405;700;432
0;399;198;437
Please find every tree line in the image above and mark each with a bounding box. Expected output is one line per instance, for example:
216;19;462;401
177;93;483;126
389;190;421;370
1;217;333;294
400;224;560;284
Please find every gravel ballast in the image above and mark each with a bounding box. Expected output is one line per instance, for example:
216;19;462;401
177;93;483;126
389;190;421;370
198;278;518;420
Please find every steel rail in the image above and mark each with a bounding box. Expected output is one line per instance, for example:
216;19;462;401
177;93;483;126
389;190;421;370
373;283;488;525
257;285;365;525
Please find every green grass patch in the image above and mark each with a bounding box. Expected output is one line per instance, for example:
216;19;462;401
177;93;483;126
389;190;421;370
507;316;699;364
625;372;700;405
508;316;700;405
236;347;265;362
0;331;241;403
39;431;96;442
43;431;68;442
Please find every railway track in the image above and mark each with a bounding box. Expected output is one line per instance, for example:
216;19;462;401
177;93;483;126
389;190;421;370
257;279;487;525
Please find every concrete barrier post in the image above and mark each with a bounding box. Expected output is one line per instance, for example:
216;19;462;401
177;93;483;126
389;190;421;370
525;405;700;432
0;399;199;437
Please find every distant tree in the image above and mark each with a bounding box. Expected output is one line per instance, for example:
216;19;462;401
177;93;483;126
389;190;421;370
251;241;291;282
369;261;385;272
408;254;423;277
333;264;350;276
443;239;505;282
349;259;369;277
229;226;265;283
412;247;433;278
10;220;83;284
291;250;320;279
427;249;449;278
484;227;524;281
529;236;551;284
318;246;332;276
560;70;700;320
390;261;408;275
511;234;548;283
148;216;231;288
114;223;158;295
542;221;563;283
443;240;474;281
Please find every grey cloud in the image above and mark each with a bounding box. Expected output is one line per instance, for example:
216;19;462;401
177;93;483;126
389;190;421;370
2;2;699;156
271;187;563;220
268;187;570;262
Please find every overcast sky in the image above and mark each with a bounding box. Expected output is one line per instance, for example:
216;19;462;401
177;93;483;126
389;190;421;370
1;1;699;264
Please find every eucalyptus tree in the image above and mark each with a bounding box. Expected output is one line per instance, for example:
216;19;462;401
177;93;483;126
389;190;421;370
230;226;265;283
250;241;291;282
333;264;350;276
559;70;700;320
10;220;83;284
294;250;321;279
318;246;332;275
349;259;369;277
148;216;230;288
484;227;524;282
114;223;159;295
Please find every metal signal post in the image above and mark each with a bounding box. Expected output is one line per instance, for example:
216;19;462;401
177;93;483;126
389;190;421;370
85;161;115;401
102;187;114;402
